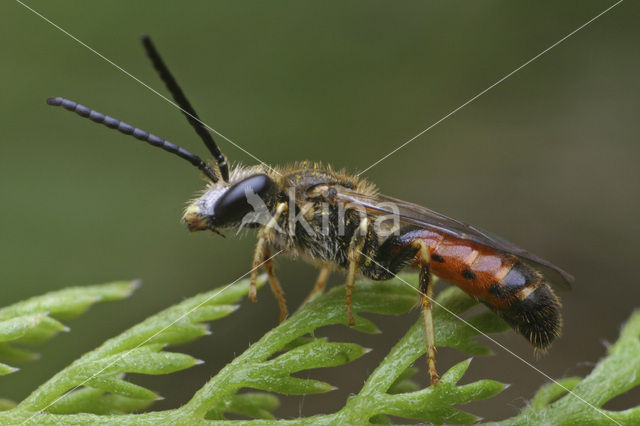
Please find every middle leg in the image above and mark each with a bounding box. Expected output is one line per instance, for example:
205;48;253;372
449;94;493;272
301;267;330;306
345;218;369;326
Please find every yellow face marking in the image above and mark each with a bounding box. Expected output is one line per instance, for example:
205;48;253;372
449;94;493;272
183;204;201;216
182;204;208;232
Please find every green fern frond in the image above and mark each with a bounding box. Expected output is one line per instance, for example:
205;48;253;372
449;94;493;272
0;275;638;425
11;276;267;418
496;310;640;426
0;281;138;376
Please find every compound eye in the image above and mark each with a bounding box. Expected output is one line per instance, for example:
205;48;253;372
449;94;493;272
213;174;275;226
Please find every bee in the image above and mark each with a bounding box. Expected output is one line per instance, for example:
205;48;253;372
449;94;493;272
47;35;574;385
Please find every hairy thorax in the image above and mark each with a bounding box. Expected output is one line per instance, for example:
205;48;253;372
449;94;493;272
265;162;379;268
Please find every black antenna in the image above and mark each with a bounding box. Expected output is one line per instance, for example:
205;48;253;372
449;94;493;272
141;35;229;182
46;97;219;182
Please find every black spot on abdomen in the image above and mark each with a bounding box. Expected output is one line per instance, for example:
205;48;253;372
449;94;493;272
461;269;476;280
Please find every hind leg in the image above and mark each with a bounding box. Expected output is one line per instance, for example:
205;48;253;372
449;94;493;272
413;240;439;385
358;232;440;385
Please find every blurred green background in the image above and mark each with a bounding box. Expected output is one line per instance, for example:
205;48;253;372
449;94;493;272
1;0;638;421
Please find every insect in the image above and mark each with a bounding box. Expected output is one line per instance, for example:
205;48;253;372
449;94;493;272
47;35;574;385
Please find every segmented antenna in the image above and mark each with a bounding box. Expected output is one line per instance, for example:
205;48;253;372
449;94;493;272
46;97;219;182
141;35;229;182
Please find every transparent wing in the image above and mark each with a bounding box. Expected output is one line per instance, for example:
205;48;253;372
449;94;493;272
325;186;574;289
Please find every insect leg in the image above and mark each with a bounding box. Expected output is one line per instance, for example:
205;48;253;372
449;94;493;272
250;203;288;302
298;267;331;310
307;267;330;301
345;218;370;326
262;247;288;322
413;240;440;385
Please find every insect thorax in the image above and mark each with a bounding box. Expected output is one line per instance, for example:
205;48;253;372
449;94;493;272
265;165;379;268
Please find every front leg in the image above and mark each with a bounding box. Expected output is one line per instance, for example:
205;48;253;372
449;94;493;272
250;203;288;322
263;247;288;322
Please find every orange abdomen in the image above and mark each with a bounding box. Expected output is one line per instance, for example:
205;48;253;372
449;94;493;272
400;228;562;348
406;229;519;305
